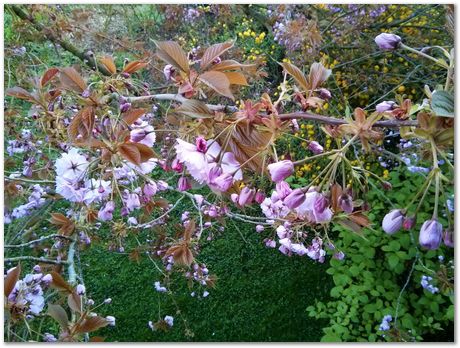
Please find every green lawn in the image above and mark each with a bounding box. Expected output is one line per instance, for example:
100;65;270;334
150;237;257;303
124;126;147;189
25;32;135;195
81;219;332;342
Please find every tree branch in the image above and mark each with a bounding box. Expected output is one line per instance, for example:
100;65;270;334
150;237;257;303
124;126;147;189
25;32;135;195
5;234;75;248
8;5;112;76
4;256;68;265
278;112;419;128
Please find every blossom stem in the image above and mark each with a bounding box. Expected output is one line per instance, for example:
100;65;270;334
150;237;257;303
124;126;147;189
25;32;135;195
400;43;449;69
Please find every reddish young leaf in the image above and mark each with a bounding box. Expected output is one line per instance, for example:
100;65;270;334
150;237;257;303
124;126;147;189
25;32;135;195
224;71;249;86
89;336;106;342
4;264;21;298
132;142;155;162
67;292;82;314
307;62;331;91
175;99;213;119
118;143;141;165
59;67;87;93
68;107;95;141
122;60;149;74
200;41;234;70
211;60;256;73
76;316;109;333
122;108;146;126
50;271;73;293
280;62;309;92
198;71;233;100
99;56;116;75
153;40;190;73
41;68;60;87
6;87;38;103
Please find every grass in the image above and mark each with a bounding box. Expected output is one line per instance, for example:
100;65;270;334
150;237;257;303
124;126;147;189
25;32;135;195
81;218;332;342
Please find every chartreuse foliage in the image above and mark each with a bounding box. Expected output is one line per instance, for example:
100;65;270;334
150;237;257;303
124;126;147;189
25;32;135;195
307;168;453;342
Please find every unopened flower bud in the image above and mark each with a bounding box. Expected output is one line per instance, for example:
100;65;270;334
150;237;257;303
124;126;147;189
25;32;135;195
375;33;402;51
267;160;294;183
283;188;306;209
382;209;404;234
339;194;354;214
195;136;207;153
255;190;266;204
308;141;324;155
419;219;442;250
443;229;454;248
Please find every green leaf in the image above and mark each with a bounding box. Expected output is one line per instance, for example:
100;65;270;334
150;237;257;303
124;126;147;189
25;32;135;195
388;254;399;269
431;90;454;117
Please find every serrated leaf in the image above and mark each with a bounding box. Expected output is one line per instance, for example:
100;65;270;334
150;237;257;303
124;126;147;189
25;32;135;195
48;304;69;330
50;271;73;293
67;292;82;314
132;142;155;162
280;62;308;91
153;40;190;73
198;71;234;100
41;68;60;87
118;143;141;165
59;67;87;93
76;316;109;333
211;60;256;73
308;62;331;90
4;264;21;298
122;108;146;125
6;87;38;103
175;99;213;119
122;60;149;74
224;71;248;86
68;106;95;141
99;56;117;75
200;41;234;70
431;90;454;117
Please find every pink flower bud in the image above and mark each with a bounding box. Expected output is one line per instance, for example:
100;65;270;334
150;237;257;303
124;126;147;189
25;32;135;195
130;129;147;143
196;136;207;153
255;225;264;233
171;158;183;172
443;229;454;248
376;101;397;113
283;188;306;209
163;64;175;80
213;173;233;192
230;193;239;204
419;219;443;250
76;284;86;295
318;88;332;100
375;33;402;51
402;216;416;230
178;177;191;191
255;190;266;204
120;102;131;113
143;182;158;198
267;160;294;183
339;194;354;214
382;209;404;234
238;187;255;206
275;181;292;200
308;141;324;155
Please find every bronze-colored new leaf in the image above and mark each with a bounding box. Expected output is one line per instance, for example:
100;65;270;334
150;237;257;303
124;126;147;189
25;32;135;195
118;143;141;165
76;316;109;333
41;68;60;88
4;264;21;298
6;87;38;103
99;56;117;75
280;62;309;91
307;62;331;91
154;40;190;73
122;60;149;74
224;71;249;86
59;67;87;93
199;71;234;100
166;244;194;267
175;99;214;119
132;142;155;162
67;291;82;314
68;106;95;141
211;60;256;73
50;271;73;293
50;212;75;235
122;108;146;125
200;41;234;70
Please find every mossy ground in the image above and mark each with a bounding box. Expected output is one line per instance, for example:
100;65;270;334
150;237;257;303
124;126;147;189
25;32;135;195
81;220;332;342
